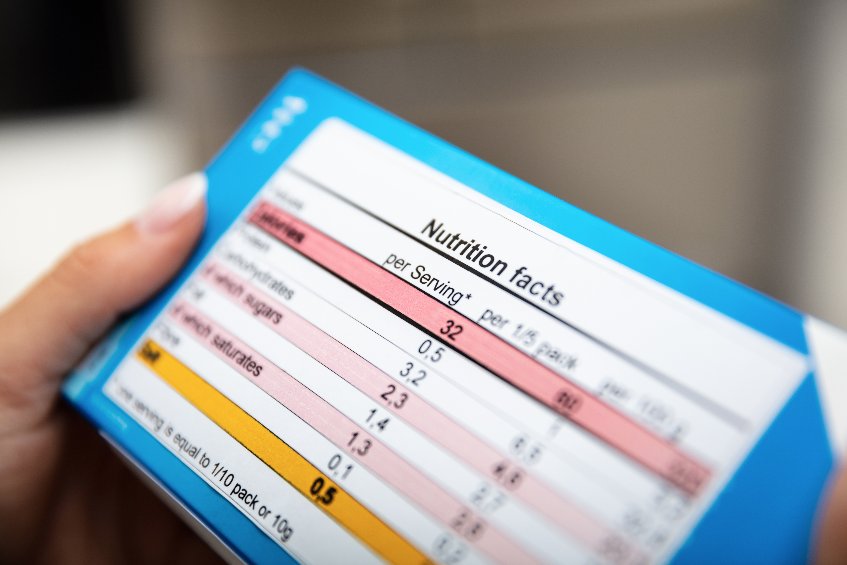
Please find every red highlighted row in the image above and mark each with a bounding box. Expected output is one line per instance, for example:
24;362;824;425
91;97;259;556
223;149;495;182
248;201;711;495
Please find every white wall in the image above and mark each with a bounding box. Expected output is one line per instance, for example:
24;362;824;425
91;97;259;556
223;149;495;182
0;108;190;307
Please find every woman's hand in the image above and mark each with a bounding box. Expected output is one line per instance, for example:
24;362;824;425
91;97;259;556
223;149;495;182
0;173;222;564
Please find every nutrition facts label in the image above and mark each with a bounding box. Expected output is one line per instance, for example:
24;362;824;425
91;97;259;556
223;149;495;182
104;119;808;564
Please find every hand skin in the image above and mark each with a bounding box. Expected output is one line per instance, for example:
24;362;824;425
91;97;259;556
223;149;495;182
0;174;223;564
818;469;847;564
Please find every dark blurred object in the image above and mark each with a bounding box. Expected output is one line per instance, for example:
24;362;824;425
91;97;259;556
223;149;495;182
0;0;136;116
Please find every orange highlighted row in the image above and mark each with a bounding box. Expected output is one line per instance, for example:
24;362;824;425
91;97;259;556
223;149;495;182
136;340;429;565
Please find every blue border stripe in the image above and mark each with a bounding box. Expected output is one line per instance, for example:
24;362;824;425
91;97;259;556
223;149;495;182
671;373;834;564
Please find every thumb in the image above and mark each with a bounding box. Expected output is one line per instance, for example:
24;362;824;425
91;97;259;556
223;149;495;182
0;172;206;432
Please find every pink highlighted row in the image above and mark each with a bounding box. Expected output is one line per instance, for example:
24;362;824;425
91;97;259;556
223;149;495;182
169;299;537;564
248;201;711;495
201;261;641;563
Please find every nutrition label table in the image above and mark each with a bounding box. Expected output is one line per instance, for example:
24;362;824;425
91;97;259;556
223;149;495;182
104;119;807;564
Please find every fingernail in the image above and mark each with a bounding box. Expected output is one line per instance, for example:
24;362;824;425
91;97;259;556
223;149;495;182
136;172;207;234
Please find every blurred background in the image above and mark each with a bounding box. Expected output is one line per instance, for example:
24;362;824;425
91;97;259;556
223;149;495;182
2;0;847;328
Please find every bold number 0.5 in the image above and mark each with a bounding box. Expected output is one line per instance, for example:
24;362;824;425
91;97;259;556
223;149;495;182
440;320;463;341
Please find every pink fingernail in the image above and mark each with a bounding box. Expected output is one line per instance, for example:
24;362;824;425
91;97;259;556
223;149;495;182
136;173;207;234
